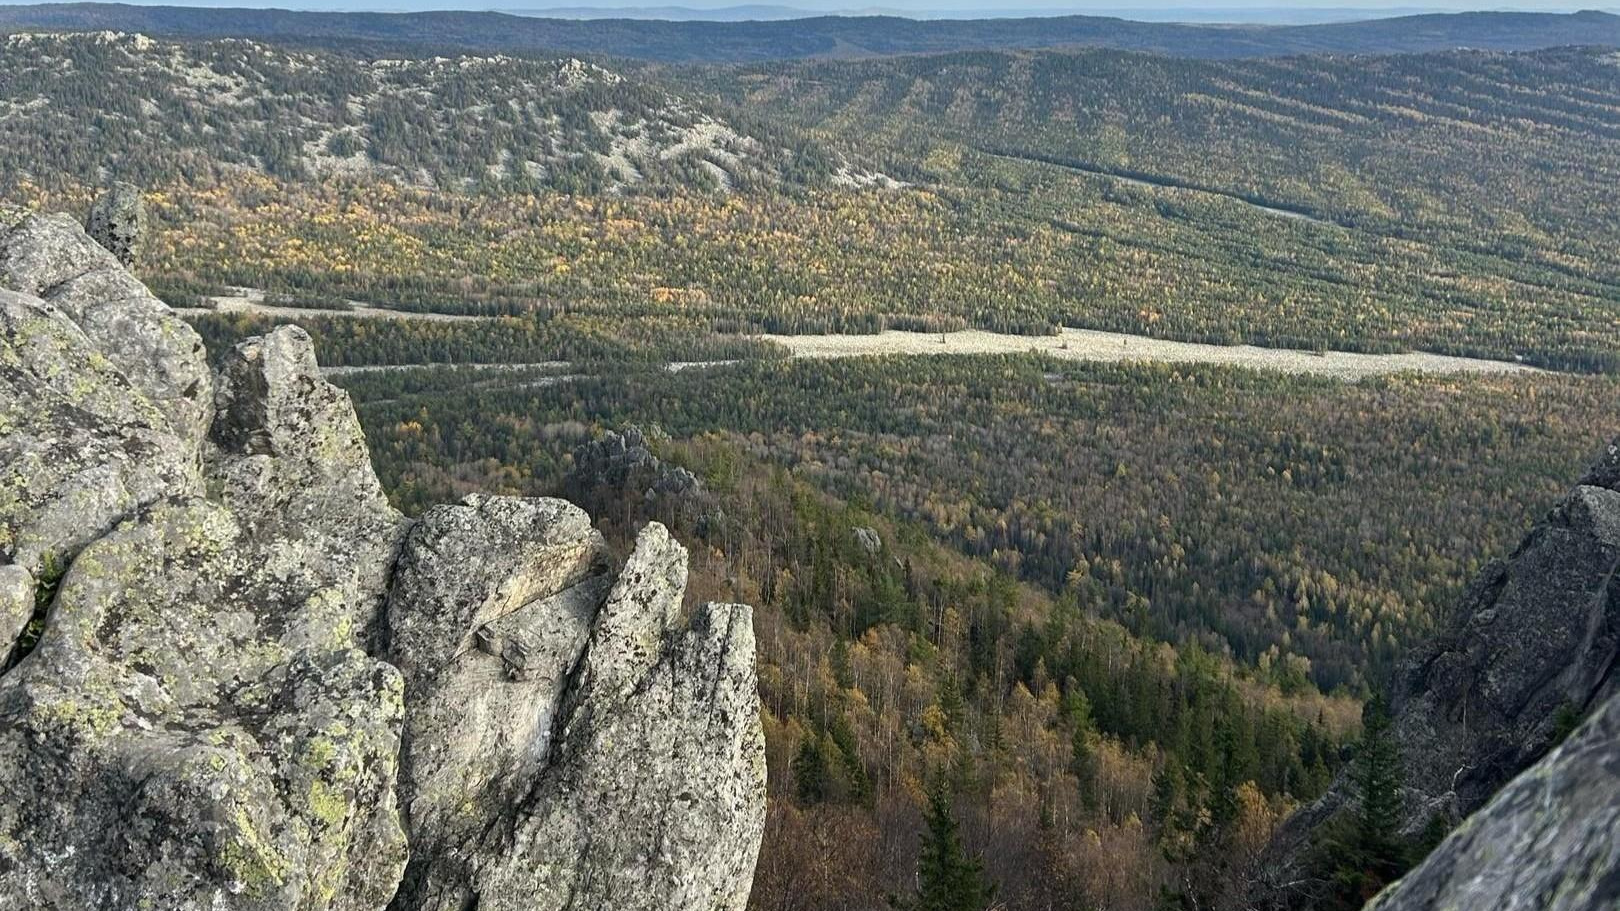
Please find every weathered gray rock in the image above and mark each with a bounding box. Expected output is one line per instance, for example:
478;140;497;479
0;233;412;907
853;526;883;555
571;426;701;498
385;495;609;908
85;182;146;268
0;565;32;665
1584;437;1620;490
473;524;766;911
212;325;392;517
1253;439;1620;909
1385;478;1620;815
0;287;200;584
1366;687;1620;911
0;206;768;911
0;446;406;908
0;210;210;444
210;325;406;649
389;520;767;911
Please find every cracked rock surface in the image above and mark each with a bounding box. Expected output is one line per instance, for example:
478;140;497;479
1366;686;1620;911
0;212;766;911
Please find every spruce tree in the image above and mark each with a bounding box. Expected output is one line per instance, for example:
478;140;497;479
937;673;966;733
1070;713;1099;813
1352;695;1406;878
829;712;873;802
793;734;829;805
1323;694;1409;907
905;784;996;911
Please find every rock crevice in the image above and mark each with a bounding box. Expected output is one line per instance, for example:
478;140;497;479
0;212;766;911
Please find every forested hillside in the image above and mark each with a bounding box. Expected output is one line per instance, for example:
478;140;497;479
5;34;1620;368
1;5;1617;61
6;14;1620;909
253;344;1614;910
692;45;1620;369
705;46;1620;242
191;304;1620;695
583;433;1355;911
338;353;1618;693
0;32;870;192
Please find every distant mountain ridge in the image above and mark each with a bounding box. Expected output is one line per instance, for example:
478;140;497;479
0;4;1617;61
510;5;816;20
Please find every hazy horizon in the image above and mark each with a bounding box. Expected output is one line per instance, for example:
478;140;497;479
0;0;1611;18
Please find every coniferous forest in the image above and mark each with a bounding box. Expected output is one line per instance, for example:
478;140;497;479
307;350;1612;910
4;19;1620;911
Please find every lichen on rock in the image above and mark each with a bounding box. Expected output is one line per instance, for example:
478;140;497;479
397;523;766;911
386;514;766;911
0;210;767;911
0;211;210;442
85;182;145;269
0;286;200;587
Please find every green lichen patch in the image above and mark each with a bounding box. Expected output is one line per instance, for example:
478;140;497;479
307;778;350;831
28;672;127;739
217;804;291;898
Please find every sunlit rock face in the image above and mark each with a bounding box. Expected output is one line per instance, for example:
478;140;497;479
0;209;766;911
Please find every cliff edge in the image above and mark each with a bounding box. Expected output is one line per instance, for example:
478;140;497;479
1253;434;1620;910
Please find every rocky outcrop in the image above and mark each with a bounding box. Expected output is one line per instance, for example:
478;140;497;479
567;425;702;500
1366;686;1620;911
1253;436;1620;908
0;212;767;910
0;312;409;910
0;284;202;590
389;518;765;911
1386;473;1620;816
1;207;210;442
85;182;146;268
564;425;719;534
853;526;883;555
385;494;608;882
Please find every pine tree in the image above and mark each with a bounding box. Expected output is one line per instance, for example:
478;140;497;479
1150;761;1199;863
793;734;829;805
1352;695;1406;878
903;784;996;911
1322;694;1409;907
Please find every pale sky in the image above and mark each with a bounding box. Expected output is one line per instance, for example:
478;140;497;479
0;0;1598;7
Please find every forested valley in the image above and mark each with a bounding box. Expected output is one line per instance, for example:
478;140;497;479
246;331;1614;910
5;33;1620;369
6;21;1620;910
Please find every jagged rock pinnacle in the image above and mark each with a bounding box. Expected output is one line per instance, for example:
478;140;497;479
85;182;146;269
0;209;767;911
